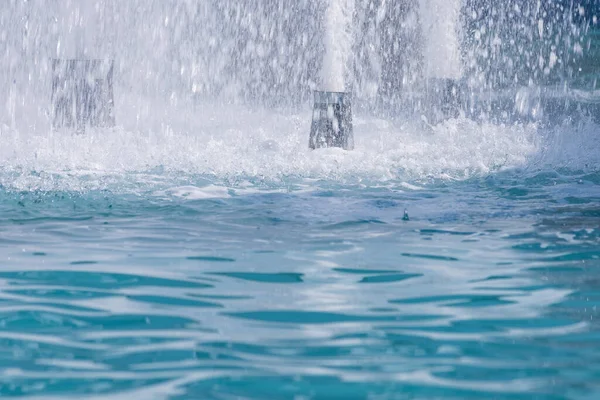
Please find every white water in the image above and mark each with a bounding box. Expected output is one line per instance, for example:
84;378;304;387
419;0;463;80
3;94;600;194
0;1;598;194
321;0;355;92
5;90;600;191
55;1;111;59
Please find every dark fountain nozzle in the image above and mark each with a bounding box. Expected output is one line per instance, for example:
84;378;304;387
422;77;463;125
309;90;354;150
51;58;116;133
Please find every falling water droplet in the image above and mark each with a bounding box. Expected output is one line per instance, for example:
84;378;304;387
403;209;410;221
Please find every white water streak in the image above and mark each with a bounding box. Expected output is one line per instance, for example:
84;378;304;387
54;0;113;59
321;0;355;92
419;0;462;79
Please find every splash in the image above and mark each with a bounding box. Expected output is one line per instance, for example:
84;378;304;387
0;1;594;115
0;98;546;192
0;0;598;194
418;0;462;80
460;1;594;90
321;0;355;92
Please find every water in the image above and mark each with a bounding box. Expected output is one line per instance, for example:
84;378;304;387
1;107;600;399
1;0;600;399
0;157;599;399
321;0;355;92
419;0;462;80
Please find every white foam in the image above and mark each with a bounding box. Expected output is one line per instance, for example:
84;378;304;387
161;185;231;200
1;85;600;194
0;96;548;192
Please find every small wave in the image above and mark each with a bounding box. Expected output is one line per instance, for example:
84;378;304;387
160;185;231;200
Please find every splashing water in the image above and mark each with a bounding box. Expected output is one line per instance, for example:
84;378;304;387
461;0;595;90
1;3;600;399
321;0;355;92
0;0;597;185
419;0;463;80
0;1;596;113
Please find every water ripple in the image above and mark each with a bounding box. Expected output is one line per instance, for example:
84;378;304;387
0;177;598;398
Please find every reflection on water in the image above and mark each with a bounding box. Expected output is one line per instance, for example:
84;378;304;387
0;1;599;399
0;174;598;398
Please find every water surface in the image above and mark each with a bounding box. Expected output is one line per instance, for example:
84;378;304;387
0;153;598;398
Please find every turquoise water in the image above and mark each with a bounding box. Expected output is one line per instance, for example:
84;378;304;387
2;1;600;397
0;146;599;398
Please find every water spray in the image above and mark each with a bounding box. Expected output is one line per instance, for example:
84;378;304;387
51;59;115;133
418;0;464;125
51;1;116;133
309;0;355;150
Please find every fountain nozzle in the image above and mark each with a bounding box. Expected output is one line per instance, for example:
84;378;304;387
309;90;353;150
51;58;116;133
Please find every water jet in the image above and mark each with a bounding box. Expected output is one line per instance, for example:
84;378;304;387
310;0;355;150
418;0;464;125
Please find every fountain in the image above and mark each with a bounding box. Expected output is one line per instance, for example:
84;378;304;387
308;0;465;136
0;1;598;136
418;0;464;125
309;90;353;150
309;0;355;150
50;2;116;133
51;58;115;132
